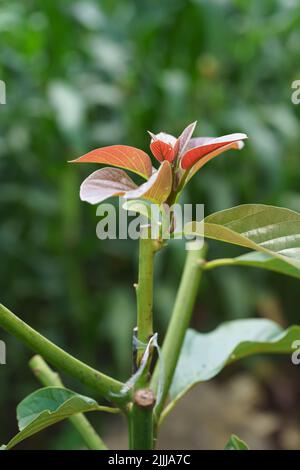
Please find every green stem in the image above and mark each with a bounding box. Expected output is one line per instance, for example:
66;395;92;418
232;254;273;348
151;242;207;420
135;231;160;365
0;304;125;406
129;389;155;450
204;258;234;270
129;407;153;449
130;231;162;449
29;355;107;450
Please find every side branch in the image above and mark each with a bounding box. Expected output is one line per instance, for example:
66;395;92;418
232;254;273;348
0;304;125;406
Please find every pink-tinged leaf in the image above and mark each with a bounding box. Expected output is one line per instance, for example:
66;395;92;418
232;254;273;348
125;161;172;204
80;167;137;205
148;131;177;162
187;140;245;182
178;121;197;156
187;136;212;149
70;145;152;180
148;131;177;147
181;133;247;170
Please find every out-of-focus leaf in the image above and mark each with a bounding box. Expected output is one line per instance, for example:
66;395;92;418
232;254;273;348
167;320;300;418
71;2;104;30
2;387;118;450
181;133;247;170
125;161;172;204
80;167;137;204
70;145;152;179
48;81;85;132
225;435;249;450
185;204;300;276
85;83;123;107
87;37;128;74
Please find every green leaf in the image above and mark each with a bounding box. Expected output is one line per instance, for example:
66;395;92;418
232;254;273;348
185;204;300;278
225;434;249;450
166;319;300;420
206;251;300;280
2;387;119;450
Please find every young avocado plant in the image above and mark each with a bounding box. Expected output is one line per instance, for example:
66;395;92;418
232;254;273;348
1;121;300;450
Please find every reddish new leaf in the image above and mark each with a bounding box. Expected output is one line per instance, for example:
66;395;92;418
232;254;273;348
181;133;247;170
125;161;172;204
150;140;175;162
70;145;152;180
148;131;177;163
178;121;197;157
80;167;137;205
187;140;245;182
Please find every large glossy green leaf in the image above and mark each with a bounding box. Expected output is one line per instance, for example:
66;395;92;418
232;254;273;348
225;435;249;450
185;204;300;277
1;387;118;450
166;319;300;420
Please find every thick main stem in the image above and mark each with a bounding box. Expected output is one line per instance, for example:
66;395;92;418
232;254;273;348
129;389;155;450
29;355;107;450
130;232;160;449
130;408;153;449
151;242;207;420
0;304;125;406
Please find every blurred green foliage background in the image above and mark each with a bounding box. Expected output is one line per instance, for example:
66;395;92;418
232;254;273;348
1;0;300;449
